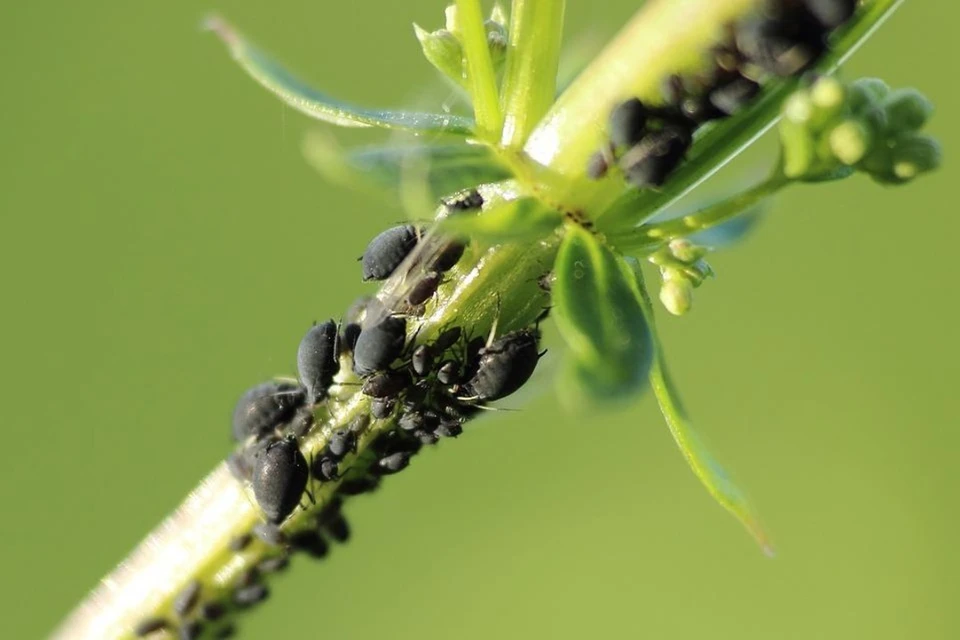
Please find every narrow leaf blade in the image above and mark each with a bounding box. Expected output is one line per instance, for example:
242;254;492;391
628;263;774;555
205;15;475;136
302;132;510;205
553;226;653;401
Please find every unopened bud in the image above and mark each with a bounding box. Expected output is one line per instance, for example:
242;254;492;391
847;77;890;114
891;134;942;181
882;88;934;133
660;277;694;316
808;75;846;129
829;120;871;165
780;118;816;179
783;91;814;125
414;24;464;84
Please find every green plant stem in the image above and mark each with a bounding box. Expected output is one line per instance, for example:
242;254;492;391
457;0;504;140
522;0;761;213
608;175;789;253
53;192;555;640
499;0;566;149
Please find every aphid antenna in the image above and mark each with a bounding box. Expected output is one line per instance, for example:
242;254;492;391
484;293;504;349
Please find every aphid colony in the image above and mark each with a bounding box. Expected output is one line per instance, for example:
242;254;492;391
588;0;858;188
136;190;546;637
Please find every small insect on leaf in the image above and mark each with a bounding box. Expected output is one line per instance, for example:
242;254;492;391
437;189;563;245
624;260;774;556
552;226;653;402
205;15;475;136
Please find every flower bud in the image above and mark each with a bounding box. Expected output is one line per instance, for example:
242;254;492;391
828;120;871;165
808;75;846;130
882;88;934;133
414;24;465;85
780;118;816;179
660;277;694;316
890;134;942;181
847;77;890;114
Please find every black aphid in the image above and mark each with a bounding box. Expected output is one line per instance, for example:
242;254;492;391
322;513;351;543
805;0;857;29
233;584;269;608
735;11;827;77
226;453;252;482
200;602;226;622
229;533;252;552
373;452;412;475
442;188;484;211
429;240;467;273
173;580;201;618
586;149;611;179
437;359;462;386
398;410;425;432
287;407;315;439
297;320;340;404
609;98;649;148
231;381;306;442
327;428;357;459
180;620;204;640
414;429;440;445
257;552;290;574
411;344;434;377
290;530;329;559
313;456;340;482
407;271;443;306
352;316;407;377
340;322;362;354
361;369;411;398
252;522;286;547
466;329;542;401
619;125;692;188
134;617;169;637
370;397;396;420
433;326;464;352
708;75;761;116
338;476;381;495
435;421;463;438
361;224;420;281
252;436;310;524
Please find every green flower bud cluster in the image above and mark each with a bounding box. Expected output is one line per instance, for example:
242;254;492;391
649;239;714;316
779;76;940;184
414;4;509;88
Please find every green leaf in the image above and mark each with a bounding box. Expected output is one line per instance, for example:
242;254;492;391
626;262;774;555
302;132;510;205
436;184;563;243
205;15;475;136
552;226;653;401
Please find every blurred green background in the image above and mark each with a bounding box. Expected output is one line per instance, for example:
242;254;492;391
1;1;955;638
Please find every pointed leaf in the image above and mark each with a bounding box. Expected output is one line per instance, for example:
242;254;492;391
552;226;653;401
205;15;475;136
302;132;510;205
626;262;775;555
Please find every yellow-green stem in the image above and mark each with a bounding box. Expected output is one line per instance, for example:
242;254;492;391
499;0;566;149
457;0;504;140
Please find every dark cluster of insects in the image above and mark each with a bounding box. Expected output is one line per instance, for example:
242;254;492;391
136;190;548;636
588;0;858;187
